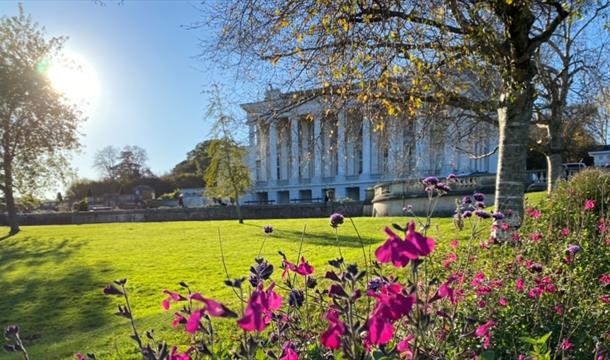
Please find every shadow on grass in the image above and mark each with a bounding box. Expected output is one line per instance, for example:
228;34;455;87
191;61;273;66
276;229;379;248
0;237;112;350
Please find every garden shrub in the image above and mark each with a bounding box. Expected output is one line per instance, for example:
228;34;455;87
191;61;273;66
4;175;610;360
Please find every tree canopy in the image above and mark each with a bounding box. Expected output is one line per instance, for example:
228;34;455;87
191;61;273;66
0;6;84;233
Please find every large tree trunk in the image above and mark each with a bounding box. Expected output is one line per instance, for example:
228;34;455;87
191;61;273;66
494;84;535;225
545;151;563;194
3;153;19;235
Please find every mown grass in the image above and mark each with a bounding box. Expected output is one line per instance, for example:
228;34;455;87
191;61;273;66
0;192;546;359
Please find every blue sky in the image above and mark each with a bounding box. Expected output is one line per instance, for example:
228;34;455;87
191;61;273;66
0;1;259;191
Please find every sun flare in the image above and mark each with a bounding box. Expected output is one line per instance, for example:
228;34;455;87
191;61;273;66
46;51;100;109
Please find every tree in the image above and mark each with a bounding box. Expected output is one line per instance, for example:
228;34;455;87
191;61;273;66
531;1;610;193
112;145;150;183
93;145;119;180
203;87;251;223
203;0;584;223
0;7;83;234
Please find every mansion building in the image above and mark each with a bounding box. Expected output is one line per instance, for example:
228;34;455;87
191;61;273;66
241;89;498;204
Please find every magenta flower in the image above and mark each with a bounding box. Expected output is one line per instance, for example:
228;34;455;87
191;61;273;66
499;298;508;306
171;312;186;328
279;342;299;360
374;221;435;267
162;289;186;310
600;273;610;285
600;295;609;303
282;256;314;277
529;232;543;242
320;309;346;349
560;338;574;350
585;199;596;210
189;293;237;318
75;353;86;360
169;346;193;360
474;320;495;349
516;278;525;292
185;309;205;333
442;253;458;269
237;282;282;332
450;239;459;248
433;275;459;304
422;176;439;186
526;208;541;219
397;334;415;359
367;283;415;345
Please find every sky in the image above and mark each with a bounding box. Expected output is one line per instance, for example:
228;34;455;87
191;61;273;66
0;0;259;193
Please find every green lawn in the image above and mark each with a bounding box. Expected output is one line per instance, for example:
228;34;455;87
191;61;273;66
0;192;546;359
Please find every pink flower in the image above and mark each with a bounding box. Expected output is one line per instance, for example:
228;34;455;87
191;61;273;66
512;232;521;242
282;257;314;277
367;283;415;345
442;253;458;269
529;232;543;242
433;274;459;304
162;289;186;310
499;298;508;306
600;273;610;285
585;199;596;210
374;221;435;267
320;310;346;349
471;272;486;288
169;346;193;360
171;312;186;328
599;219;608;233
600;295;609;303
475;320;495;349
450;239;459;248
185;309;204;334
560;338;574;350
237;282;282;332
190;293;237;318
279;342;299;360
397;334;415;359
516;278;525;292
561;227;570;237
500;223;510;231
75;353;86;360
526;208;541;219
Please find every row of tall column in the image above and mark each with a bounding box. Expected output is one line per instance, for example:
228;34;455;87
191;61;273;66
250;110;376;185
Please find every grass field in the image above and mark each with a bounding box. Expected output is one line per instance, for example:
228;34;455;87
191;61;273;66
0;192;545;359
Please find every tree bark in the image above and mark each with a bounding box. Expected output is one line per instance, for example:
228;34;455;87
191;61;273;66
3;152;19;235
234;194;244;224
494;84;534;225
545;151;563;194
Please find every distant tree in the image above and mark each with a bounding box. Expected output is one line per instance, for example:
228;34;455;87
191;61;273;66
203;86;251;223
112;145;150;183
0;7;84;234
162;140;214;189
93;145;119;180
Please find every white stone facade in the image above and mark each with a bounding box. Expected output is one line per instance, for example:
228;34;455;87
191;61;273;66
241;91;499;204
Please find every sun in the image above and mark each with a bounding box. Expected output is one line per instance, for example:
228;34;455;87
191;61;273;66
46;51;100;109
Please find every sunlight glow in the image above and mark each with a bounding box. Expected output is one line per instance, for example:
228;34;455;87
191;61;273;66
47;51;100;110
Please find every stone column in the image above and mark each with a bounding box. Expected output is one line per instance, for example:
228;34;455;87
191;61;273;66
337;110;346;180
361;117;371;179
387;119;401;179
248;122;257;182
290;115;300;184
314;116;322;179
269;120;278;184
279;121;289;180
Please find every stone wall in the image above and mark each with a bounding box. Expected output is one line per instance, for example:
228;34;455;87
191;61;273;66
0;202;366;226
371;175;497;217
